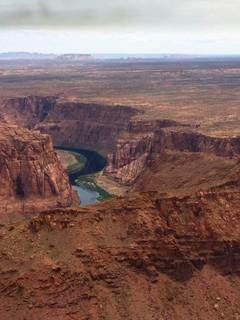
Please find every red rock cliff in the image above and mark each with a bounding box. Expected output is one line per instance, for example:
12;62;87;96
36;101;139;153
0;96;57;127
0;120;77;214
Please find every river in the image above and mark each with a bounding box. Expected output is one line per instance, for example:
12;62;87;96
55;146;110;206
72;185;100;206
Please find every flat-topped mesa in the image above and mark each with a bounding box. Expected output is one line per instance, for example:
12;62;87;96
0;121;77;214
105;120;240;185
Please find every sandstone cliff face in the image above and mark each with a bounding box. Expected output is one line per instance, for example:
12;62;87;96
105;133;154;184
153;127;240;156
0;166;239;319
0;96;57;128
0;121;77;214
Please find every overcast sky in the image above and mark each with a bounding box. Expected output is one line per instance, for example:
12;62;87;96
0;0;239;54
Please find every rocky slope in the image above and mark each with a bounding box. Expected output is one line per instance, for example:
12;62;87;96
133;151;240;196
0;119;77;214
0;164;239;319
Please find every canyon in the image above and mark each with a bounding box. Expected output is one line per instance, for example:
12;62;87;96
0;96;139;153
0;59;239;319
1;95;240;190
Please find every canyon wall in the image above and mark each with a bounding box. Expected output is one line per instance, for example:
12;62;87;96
0;120;77;214
0;95;137;150
0;95;140;153
0;96;57;128
36;102;139;153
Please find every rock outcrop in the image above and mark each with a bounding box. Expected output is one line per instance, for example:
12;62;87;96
0;120;77;214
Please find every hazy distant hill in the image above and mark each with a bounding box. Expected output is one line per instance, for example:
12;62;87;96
0;52;58;60
0;52;239;62
0;52;93;61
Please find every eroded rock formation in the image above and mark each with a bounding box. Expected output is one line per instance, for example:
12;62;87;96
0;120;77;213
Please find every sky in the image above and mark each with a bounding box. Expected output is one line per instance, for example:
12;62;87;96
0;0;239;54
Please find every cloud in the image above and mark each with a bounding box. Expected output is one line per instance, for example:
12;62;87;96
0;0;239;32
1;28;239;55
